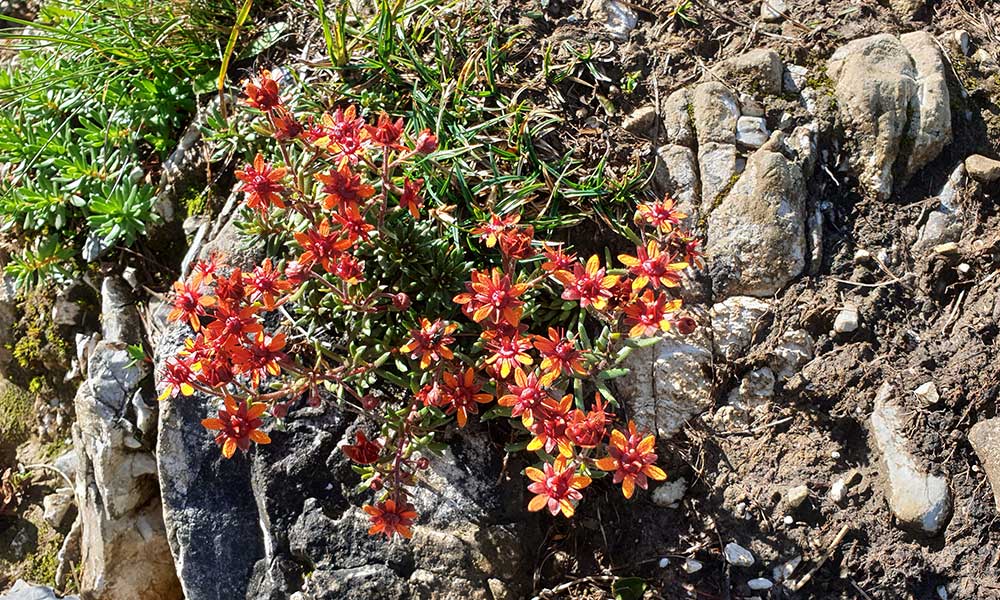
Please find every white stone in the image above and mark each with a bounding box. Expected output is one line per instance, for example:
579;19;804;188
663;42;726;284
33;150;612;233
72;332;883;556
769;329;814;381
739;93;765;117
760;0;786;22
658;557;670;568
913;381;939;405
748;578;773;590
736;116;769;149
870;383;952;534
587;0;637;39
683;559;703;573
773;556;802;582
953;30;970;56
711;296;772;362
43;490;74;528
783;65;808;94
652;478;688;507
783;515;794;525
830;478;847;503
833;305;858;333
724;542;755;567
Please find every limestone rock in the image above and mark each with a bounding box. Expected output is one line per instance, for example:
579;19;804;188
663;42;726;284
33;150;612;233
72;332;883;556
622;105;658;137
912;163;966;256
706;138;807;298
760;0;786;22
736;116;769;149
693;82;739;208
710;296;771;363
965;154;1000;183
769;329;813;381
828;33;951;199
661;88;695;147
654;144;700;215
585;0;636;40
0;581;78;600
618;325;713;439
870;383;951;534
724;542;755;567
968;418;1000;512
713;49;784;96
73;276;180;600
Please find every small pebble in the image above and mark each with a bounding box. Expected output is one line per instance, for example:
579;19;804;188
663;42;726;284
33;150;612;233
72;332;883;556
957;263;970;274
748;578;773;591
773;556;802;582
832;450;841;460
786;484;809;509
833;305;859;334
724;542;755;567
853;248;871;262
953;30;970;56
683;559;703;574
933;242;959;255
658;557;670;568
914;381;939;405
938;584;948;600
830;478;847;503
783;515;794;525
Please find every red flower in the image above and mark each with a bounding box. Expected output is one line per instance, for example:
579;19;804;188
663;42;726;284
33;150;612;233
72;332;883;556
193;256;218;285
214;268;248;309
533;327;587;385
618;241;686;292
201;396;271;459
364;112;406;151
470;213;519;248
331;201;374;242
270;107;302;141
316;162;375;210
453;268;528;326
525;458;591;517
498;369;548;426
595;421;666;499
158;357;197;400
399;318;457;369
414;129;438;154
168;277;216;330
497;225;535;261
242;69;282;112
483;333;533;379
541;245;576;275
364;499;418;539
203;304;263;351
566;394;612;448
622;289;682;338
236;153;287;212
232;332;287;386
635;196;686;233
341;431;382;465
294;219;353;272
440;368;492;427
555;255;619;310
398;177;423;219
246;258;292;310
527;393;574;457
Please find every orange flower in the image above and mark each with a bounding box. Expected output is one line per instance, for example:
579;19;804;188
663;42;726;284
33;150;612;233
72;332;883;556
622;289;682;338
617;240;686;292
270;106;302;141
398;177;424;219
364;112;406;151
245;258;292;310
440;368;492;427
341;431;382;465
201;396;271;459
566;394;612;448
555;255;619;310
316;162;375;210
294;219;353;272
453;268;528;326
483;333;533;379
167;277;216;330
331;201;375;242
634;196;685;233
595;421;666;499
497;225;535;261
527;393;574;458
540;244;576;275
364;499;418;539
498;369;548;427
532;327;587;385
158;357;198;400
231;332;287;387
470;213;519;248
236;153;286;212
399;318;457;369
242;69;282;112
525;458;591;517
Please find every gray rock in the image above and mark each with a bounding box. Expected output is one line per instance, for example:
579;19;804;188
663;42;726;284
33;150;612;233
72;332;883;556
654;144;700;215
622;105;658;137
73;277;180;600
769;329;813;381
783;64;808;95
697;141;738;211
651;477;687;507
912;163;966;256
585;0;637;40
968;418;1000;512
724;542;755;567
42;489;74;528
828;33;951;199
965;154;1000;183
710;296;771;362
736;116;769;149
661;88;695;147
952;30;971;56
618;325;713;439
52;450;78;484
870;383;951;534
890;0;924;19
706;139;807;297
0;581;78;600
693;82;739;145
683;558;703;573
899;32;953;180
739;93;765;118
786;485;809;509
748;578;773;591
760;0;786;22
713;49;784;96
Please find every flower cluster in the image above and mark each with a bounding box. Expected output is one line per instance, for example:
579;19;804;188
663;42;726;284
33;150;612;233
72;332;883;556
160;69;700;541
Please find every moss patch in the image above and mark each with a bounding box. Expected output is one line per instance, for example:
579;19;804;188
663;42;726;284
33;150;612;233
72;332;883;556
0;379;33;447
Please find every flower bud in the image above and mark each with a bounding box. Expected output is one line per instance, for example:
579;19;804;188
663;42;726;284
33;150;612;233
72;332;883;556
361;394;379;411
271;402;289;419
392;292;411;311
416;457;430;470
674;315;697;335
414;129;438;154
370;476;383;491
